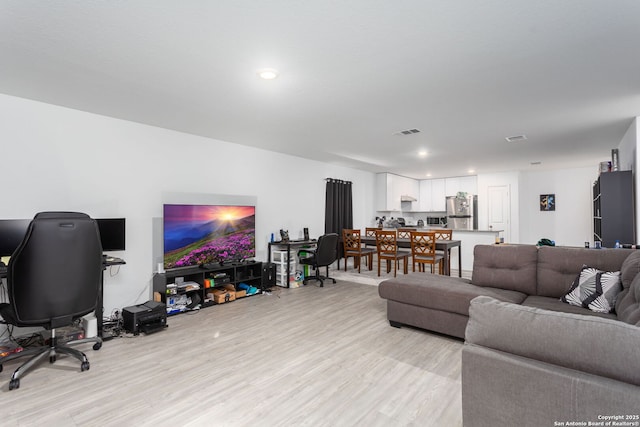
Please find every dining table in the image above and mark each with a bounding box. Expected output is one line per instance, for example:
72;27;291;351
346;236;462;277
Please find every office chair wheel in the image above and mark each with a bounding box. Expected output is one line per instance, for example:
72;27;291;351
93;342;102;351
9;378;19;390
81;361;90;371
50;355;56;363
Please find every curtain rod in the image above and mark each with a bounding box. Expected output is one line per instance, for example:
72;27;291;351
325;178;352;184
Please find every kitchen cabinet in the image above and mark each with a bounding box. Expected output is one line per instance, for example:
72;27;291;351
445;176;477;196
376;173;419;211
419;179;446;211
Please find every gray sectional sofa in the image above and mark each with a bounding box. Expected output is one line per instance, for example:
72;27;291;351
378;244;640;426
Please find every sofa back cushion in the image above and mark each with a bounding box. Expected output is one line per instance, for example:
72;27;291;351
536;246;633;298
616;251;640;325
620;250;640;288
472;244;538;295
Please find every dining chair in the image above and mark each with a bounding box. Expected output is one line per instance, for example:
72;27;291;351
397;228;413;239
433;229;453;275
375;230;410;277
364;227;381;248
410;230;444;274
342;229;375;273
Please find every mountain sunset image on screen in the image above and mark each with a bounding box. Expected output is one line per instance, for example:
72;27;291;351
163;204;256;269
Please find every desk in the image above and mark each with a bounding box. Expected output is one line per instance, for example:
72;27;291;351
358;237;462;277
267;240;317;288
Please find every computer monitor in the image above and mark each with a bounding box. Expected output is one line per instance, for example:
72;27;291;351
0;219;31;257
96;218;126;252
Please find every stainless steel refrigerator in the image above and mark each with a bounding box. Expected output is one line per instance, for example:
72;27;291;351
446;195;478;230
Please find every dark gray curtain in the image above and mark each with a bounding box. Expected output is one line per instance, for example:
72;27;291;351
325;179;353;238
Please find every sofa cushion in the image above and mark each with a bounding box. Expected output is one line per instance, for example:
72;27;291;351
471;244;538;295
465;296;640;386
378;274;527;316
561;266;622;313
536;246;633;298
522;295;616;320
615;272;640;326
620;250;640;289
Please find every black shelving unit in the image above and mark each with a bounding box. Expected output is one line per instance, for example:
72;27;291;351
153;261;263;315
593;170;634;248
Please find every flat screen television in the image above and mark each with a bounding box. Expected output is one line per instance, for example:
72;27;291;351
163;204;255;270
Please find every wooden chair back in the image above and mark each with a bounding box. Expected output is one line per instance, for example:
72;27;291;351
375;230;399;257
365;227;381;238
397;228;413;239
432;229;453;240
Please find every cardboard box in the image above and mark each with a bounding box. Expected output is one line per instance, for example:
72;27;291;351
211;288;235;304
223;283;246;298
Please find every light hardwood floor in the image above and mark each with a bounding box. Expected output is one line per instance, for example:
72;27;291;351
0;280;463;427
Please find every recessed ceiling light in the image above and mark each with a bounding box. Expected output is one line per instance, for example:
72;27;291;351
426;173;432;177
468;169;476;174
257;68;279;80
418;150;428;157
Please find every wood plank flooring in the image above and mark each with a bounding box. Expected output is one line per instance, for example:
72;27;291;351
0;280;463;427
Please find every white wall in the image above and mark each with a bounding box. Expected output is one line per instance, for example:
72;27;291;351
0;94;376;318
518;167;597;246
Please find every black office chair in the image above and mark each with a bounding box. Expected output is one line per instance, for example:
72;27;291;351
0;212;104;390
298;233;339;287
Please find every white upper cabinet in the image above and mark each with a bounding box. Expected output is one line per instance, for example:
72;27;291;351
419;179;446;211
445;176;478;196
431;179;446;211
376;173;419;211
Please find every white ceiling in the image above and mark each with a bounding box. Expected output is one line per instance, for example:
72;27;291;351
1;1;639;179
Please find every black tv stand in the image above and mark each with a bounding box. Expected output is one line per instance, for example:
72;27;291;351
153;261;265;315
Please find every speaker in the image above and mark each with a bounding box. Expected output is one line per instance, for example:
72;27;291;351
261;262;276;290
303;227;309;241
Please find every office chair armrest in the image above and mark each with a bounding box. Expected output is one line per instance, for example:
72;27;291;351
297;248;317;258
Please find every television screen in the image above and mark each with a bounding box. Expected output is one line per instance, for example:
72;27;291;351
163;204;255;269
96;218;126;251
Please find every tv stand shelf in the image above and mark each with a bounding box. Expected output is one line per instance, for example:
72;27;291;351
153;261;264;315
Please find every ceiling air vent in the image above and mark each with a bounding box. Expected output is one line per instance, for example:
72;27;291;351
505;135;527;143
394;128;421;136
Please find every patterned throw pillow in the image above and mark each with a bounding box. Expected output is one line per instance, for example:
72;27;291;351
561;266;622;313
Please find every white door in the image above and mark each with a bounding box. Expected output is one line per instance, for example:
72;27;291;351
488;185;511;242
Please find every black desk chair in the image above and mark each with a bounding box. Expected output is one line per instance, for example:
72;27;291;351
0;212;104;390
298;233;338;287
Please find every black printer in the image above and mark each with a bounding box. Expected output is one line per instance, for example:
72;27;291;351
122;301;167;335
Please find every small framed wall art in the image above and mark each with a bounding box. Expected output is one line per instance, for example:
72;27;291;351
540;194;555;211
